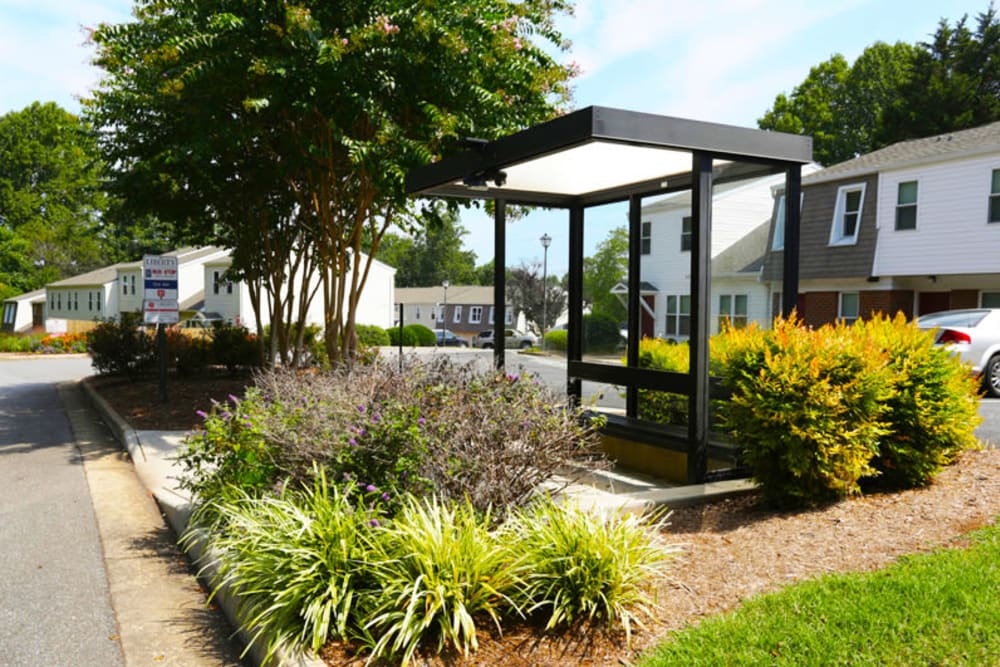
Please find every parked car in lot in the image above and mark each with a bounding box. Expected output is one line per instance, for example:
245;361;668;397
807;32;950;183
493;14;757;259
434;329;470;347
472;328;537;349
916;308;1000;397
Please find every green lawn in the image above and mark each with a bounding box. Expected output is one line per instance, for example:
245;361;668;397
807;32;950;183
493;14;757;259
639;520;1000;666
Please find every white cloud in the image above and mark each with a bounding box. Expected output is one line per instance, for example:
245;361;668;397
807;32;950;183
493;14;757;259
0;0;131;113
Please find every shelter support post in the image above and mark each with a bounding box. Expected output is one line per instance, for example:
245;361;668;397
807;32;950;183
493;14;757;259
493;199;507;370
781;165;802;317
625;194;642;418
566;205;584;404
687;152;713;484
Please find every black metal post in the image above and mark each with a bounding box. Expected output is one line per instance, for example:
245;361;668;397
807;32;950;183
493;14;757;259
567;205;584;403
688;152;713;484
782;164;802;317
626;194;642;418
157;323;168;403
493;199;507;370
397;303;403;371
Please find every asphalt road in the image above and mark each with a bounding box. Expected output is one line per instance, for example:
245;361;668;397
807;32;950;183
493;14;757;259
0;356;123;666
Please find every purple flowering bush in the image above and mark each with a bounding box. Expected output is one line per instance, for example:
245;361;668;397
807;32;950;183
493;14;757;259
178;358;606;514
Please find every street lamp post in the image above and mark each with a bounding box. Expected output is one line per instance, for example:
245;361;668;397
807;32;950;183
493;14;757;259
540;234;551;350
441;279;449;344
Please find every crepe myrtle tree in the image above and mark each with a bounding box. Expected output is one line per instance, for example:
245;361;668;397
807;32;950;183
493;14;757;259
87;0;575;366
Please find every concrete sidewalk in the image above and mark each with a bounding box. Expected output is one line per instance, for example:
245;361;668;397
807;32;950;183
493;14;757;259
61;381;244;667
79;379;323;667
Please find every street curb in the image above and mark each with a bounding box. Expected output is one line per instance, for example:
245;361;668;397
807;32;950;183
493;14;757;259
79;378;326;667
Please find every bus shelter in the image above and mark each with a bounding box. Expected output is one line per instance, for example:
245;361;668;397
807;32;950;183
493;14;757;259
406;106;812;484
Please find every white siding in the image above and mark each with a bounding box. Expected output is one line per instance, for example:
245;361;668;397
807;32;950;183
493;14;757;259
874;154;1000;277
640;174;783;338
203;251;396;331
117;268;143;315
45;287;109;321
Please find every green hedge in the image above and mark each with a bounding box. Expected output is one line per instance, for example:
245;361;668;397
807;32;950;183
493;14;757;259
543;329;568;351
855;314;981;487
636;315;981;506
583;313;621;353
387;323;436;347
355;323;390;347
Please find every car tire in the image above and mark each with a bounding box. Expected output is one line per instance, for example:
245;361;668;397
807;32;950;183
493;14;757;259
985;354;1000;398
482;343;493;349
520;340;532;349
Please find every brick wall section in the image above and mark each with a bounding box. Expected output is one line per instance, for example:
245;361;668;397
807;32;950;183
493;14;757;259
860;290;914;320
800;291;839;328
951;290;979;309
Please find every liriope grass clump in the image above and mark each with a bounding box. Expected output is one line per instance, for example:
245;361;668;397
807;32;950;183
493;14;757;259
188;478;676;666
506;496;677;643
186;470;380;663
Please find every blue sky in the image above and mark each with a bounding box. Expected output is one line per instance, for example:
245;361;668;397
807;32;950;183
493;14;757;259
0;0;993;277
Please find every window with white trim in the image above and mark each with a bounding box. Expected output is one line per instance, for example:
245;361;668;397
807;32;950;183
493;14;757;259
2;303;15;325
414;306;421;320
664;294;691;338
96;291;101;312
489;306;495;324
469;306;483;324
640;221;651;255
681;216;692;252
991;169;1000;223
72;293;79;311
718;294;748;331
829;184;865;245
772;195;786;250
453;305;462;323
88;292;94;311
505;308;513;325
436;306;444;323
213;271;221;295
839;292;859;325
982;292;1000;308
895;181;918;230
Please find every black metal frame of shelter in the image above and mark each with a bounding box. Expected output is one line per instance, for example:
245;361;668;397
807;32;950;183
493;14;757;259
406;106;812;484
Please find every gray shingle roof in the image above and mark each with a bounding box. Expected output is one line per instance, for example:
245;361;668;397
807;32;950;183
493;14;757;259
48;264;131;287
395;285;499;305
805;120;1000;185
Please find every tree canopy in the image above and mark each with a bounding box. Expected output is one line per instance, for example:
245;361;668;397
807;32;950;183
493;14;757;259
759;8;1000;164
0;102;108;291
583;225;628;323
371;205;479;287
88;0;574;365
507;260;566;334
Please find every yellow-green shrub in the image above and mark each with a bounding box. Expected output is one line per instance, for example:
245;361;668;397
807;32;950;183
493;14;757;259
714;317;893;507
543;329;567;351
636;338;690;426
855;313;981;487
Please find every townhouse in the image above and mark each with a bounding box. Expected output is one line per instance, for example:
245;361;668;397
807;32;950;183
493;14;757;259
761;120;1000;327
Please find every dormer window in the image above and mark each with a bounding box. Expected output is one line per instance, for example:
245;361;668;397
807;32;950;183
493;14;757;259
829;184;865;245
640;221;652;255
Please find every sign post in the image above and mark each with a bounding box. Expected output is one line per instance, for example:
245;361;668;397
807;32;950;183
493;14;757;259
143;255;179;403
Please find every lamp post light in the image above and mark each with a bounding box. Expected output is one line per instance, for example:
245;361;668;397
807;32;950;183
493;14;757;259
441;279;449;344
540;233;551;349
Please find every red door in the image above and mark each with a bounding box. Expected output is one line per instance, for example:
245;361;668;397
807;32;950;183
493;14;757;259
641;295;655;339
